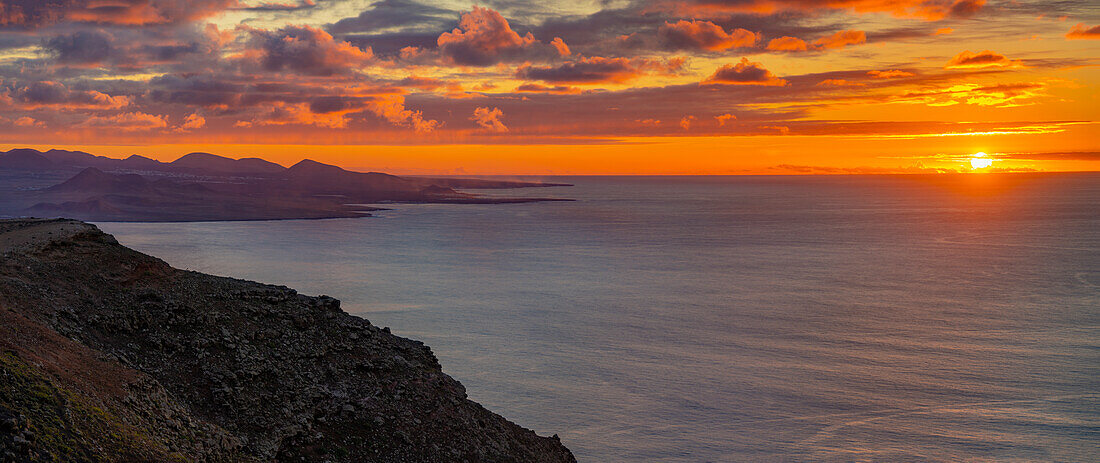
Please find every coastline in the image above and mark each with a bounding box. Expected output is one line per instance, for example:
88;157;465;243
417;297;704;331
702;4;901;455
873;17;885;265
0;218;576;462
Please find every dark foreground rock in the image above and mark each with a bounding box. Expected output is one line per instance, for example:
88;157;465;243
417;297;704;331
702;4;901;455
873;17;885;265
0;218;575;462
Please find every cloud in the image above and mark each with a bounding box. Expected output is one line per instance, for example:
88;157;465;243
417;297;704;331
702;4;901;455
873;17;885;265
328;0;452;35
0;0;237;27
368;94;439;132
715;113;736;126
817;79;864;86
868;69;914;78
517;56;680;84
812;30;866;50
76;112;168;131
934;27;953;35
239;0;317;11
679;115;696;130
670;0;986;21
770;164;958;174
893;82;1046;107
13;116;45;128
148;74;244;108
514;83;580;94
397;76;450;91
659;20;758;51
44;30;112;64
944;50;1024;69
766;36;807;51
994;151;1100;161
245;25;373;75
702;58;787;86
239;101;353;128
1066;23;1100;40
180;112;205;130
436;6;542;66
767;30;865;52
9;81;130;109
471;106;507;132
550;37;571;56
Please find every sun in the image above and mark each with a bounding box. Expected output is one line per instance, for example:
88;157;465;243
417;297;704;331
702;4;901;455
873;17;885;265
969;152;993;170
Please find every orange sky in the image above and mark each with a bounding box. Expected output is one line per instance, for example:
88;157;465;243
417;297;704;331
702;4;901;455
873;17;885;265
0;0;1097;174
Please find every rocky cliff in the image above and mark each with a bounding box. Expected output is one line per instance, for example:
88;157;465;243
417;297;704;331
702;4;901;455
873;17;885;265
0;219;575;462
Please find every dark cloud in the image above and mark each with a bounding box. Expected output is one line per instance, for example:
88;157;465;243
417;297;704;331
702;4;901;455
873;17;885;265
517;57;643;83
240;1;319;12
148;74;245;107
0;0;75;27
703;58;787;86
0;0;236;27
328;0;453;35
342;32;438;57
658;19;758;51
514;83;579;93
8;80;130;109
44;30;112;64
245;25;373;75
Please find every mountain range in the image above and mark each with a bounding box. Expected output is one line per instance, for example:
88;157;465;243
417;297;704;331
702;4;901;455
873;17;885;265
0;148;571;222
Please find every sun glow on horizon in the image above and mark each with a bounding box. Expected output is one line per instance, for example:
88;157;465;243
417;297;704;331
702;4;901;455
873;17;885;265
970;152;994;170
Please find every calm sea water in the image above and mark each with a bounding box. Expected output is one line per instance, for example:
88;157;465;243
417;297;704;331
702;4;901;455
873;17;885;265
98;174;1100;462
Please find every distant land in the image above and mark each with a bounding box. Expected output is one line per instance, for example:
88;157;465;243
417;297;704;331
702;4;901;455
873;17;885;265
0;149;572;222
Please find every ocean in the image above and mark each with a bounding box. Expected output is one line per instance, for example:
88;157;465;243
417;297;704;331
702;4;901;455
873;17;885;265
97;174;1100;462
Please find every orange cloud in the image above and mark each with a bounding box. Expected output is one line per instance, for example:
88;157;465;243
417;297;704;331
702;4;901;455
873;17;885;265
767;30;865;52
240;101;355;129
1066;23;1100;40
671;0;985;21
868;69;915;78
514;83;581;94
715;113;737;126
77;112;168;131
944;50;1024;69
894;82;1046;107
817;79;864;86
551;37;571;56
934;27;954;35
703;58;787;86
179;113;205;131
812;30;866;49
767;36;808;51
659;20;758;51
471;107;508;133
13;116;45;128
369;95;439;133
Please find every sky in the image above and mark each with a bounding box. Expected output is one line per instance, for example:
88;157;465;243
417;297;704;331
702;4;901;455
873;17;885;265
0;0;1097;174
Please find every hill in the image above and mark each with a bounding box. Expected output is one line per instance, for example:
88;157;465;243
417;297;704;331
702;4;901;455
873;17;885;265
0;219;575;462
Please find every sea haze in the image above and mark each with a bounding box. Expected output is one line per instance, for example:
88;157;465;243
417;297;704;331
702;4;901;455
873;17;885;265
98;174;1100;462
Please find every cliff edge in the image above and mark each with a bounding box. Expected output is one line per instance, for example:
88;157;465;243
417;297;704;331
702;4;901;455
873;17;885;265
0;219;575;462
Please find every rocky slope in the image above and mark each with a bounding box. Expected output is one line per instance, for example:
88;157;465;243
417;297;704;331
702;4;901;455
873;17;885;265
0;219;575;462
